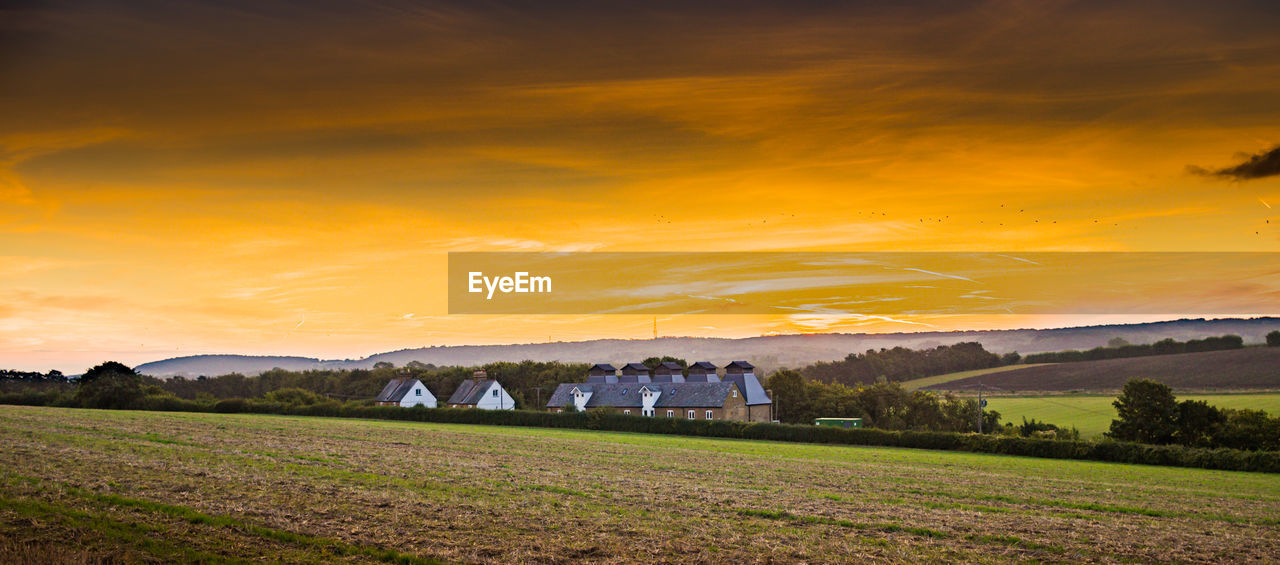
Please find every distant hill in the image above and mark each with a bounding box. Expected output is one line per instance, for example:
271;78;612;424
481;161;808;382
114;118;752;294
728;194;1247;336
134;355;335;378
924;347;1280;392
134;317;1280;378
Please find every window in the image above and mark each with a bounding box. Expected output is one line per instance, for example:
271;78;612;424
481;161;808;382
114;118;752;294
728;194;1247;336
415;389;422;396
492;389;499;397
623;409;631;415
706;410;713;420
622;388;628;395
732;389;737;398
687;410;695;419
666;410;674;418
643;408;653;417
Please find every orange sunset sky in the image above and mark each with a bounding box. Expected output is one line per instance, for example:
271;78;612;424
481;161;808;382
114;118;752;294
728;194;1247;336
2;1;1279;372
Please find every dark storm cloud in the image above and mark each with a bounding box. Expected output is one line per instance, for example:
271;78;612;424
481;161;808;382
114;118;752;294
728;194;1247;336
1190;146;1280;181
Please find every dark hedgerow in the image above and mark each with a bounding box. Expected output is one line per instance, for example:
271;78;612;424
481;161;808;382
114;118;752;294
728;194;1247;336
2;393;1277;473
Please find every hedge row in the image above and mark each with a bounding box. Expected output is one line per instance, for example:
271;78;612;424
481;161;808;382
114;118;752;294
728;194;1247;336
3;393;1278;473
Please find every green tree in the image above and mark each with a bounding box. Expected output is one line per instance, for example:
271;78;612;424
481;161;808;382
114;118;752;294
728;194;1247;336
79;361;136;384
1213;409;1280;451
766;370;809;424
1267;330;1280;347
1173;399;1225;447
641;356;687;370
373;361;394;369
1107;337;1131;348
1107;379;1178;444
76;361;144;409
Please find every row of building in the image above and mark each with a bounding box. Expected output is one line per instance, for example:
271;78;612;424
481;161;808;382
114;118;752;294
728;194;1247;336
545;361;773;422
374;361;774;423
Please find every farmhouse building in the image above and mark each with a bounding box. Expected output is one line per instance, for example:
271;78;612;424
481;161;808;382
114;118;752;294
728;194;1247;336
546;361;772;422
446;370;515;410
375;378;437;408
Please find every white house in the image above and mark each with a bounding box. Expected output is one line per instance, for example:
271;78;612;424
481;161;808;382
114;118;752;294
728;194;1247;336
375;378;437;408
446;370;515;410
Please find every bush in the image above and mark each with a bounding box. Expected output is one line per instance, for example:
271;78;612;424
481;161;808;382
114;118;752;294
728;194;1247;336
263;388;327;405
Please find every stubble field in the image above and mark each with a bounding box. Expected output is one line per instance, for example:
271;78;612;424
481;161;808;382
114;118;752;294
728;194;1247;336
1;406;1278;564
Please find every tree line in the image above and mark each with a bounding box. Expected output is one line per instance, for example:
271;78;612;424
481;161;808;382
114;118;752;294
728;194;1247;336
159;360;590;409
798;341;1013;387
1022;334;1245;364
767;370;1003;433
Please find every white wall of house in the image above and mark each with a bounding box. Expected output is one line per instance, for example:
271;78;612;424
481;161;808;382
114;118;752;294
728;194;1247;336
473;382;515;410
400;381;437;408
572;388;592;411
640;386;660;417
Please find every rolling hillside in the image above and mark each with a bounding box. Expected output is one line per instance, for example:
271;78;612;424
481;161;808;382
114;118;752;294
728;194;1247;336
925;347;1280;392
900;364;1052;390
135;317;1280;377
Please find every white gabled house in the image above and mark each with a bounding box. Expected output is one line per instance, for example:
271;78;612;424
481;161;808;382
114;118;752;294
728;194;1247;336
446;370;515;410
375;378;437;408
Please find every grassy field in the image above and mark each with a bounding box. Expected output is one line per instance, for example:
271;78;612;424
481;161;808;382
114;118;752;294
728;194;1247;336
2;407;1279;563
927;347;1280;392
900;364;1051;390
988;392;1280;439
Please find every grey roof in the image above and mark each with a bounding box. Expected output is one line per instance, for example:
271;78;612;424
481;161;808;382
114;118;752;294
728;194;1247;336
589;363;617;372
722;372;771;406
375;378;419;402
725;360;755;372
546;382;738;409
446;378;497;405
621;362;650;372
656;361;684;371
617;373;651;383
689;361;717;371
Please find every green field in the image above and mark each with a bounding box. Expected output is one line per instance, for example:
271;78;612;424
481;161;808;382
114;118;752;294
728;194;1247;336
2;406;1278;563
987;393;1280;438
900;364;1051;390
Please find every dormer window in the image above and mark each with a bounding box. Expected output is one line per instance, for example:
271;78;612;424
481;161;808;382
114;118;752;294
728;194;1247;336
622;388;628;395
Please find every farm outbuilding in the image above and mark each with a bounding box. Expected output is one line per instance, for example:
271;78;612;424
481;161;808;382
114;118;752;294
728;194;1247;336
814;417;863;429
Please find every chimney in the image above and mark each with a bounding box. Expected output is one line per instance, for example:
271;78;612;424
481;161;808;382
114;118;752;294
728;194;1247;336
587;363;617;384
473;369;488;380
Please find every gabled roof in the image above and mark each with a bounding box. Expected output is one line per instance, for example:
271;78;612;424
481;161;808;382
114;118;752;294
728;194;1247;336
722;372;771;406
621;362;650;372
589;363;617;372
546;382;737;409
725;360;755;371
447;378;497;405
656;361;683;371
689;361;718;371
375;378;420;402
